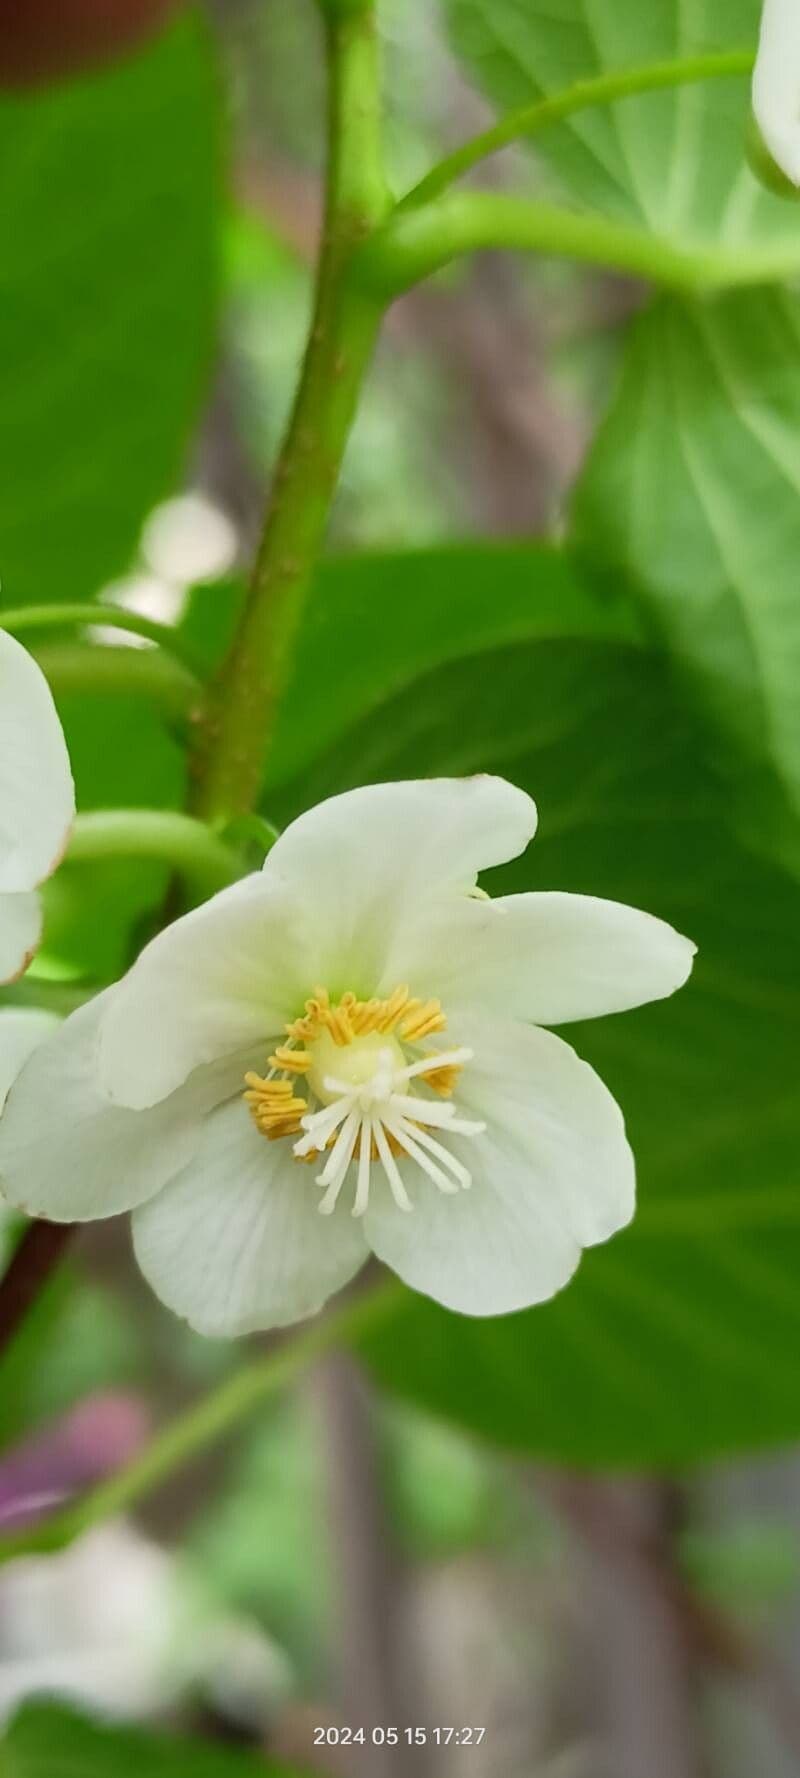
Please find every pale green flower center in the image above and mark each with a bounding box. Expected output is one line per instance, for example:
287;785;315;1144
243;985;485;1218
307;1027;406;1104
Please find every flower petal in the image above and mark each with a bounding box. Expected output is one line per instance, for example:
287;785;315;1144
97;874;311;1110
753;0;800;185
0;891;42;985
263;778;537;988
386;890;696;1025
0;1006;59;1109
132;1099;369;1336
363;1012;634;1316
0;630;74;893
0;992;249;1222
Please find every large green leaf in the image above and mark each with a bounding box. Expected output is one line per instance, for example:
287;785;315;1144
444;5;800;841
3;1705;303;1778
181;543;640;792
267;544;642;788
0;10;219;608
445;0;800;263
573;288;800;850
269;619;800;1466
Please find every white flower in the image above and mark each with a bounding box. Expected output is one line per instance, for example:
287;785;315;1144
753;0;800;185
0;1521;291;1727
0;1009;61;1268
0;778;695;1335
0;630;74;981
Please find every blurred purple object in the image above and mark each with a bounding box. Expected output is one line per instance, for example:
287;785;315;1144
0;1393;151;1531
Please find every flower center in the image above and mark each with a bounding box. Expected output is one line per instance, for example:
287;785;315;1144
243;986;485;1219
307;1026;407;1104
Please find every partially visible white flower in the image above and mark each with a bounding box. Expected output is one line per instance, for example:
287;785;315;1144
0;1007;60;1268
0;1521;291;1726
0;631;74;982
141;493;238;587
0;1008;60;1111
753;0;800;186
0;778;695;1334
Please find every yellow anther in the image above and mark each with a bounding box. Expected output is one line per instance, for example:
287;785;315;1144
349;997;381;1035
375;985;411;1032
268;1045;312;1073
327;1003;354;1045
244;985;459;1149
400;999;447;1041
244;1071;308;1140
418;1060;460;1097
285;983;445;1046
244;1073;293;1098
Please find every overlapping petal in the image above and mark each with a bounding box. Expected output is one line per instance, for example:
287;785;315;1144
0;993;251;1222
0;1006;60;1109
0;772;692;1335
97;875;311;1111
0;629;74;895
363;1012;634;1315
384;890;695;1026
263;777;537;988
0;893;43;985
132;1099;369;1336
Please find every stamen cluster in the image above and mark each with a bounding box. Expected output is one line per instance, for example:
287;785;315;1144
244;986;484;1217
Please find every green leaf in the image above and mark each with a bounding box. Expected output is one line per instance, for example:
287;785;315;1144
573;288;800;855
261;542;641;788
441;11;800;854
445;0;800;265
3;1704;303;1778
0;10;220;609
38;690;185;981
269;621;800;1466
181;544;641;796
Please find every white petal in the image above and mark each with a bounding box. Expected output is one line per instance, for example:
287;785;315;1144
363;1012;634;1316
97;874;311;1111
387;890;696;1025
0;1006;59;1109
753;0;800;184
263;778;537;987
0;991;248;1222
0;630;74;893
132;1099;369;1336
0;891;42;984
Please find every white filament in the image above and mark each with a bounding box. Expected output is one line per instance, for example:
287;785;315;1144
294;1044;484;1217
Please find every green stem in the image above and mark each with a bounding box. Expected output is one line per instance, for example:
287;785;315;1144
0;1275;402;1565
1;602;202;673
32;642;201;724
399;50;755;210
193;3;390;820
359;189;800;298
66;810;240;896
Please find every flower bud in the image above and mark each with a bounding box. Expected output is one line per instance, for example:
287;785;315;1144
752;0;800;191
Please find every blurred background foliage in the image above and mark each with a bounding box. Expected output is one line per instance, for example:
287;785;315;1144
2;1;800;1775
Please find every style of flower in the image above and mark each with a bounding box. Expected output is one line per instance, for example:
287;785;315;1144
753;0;800;185
0;778;695;1336
0;629;74;982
